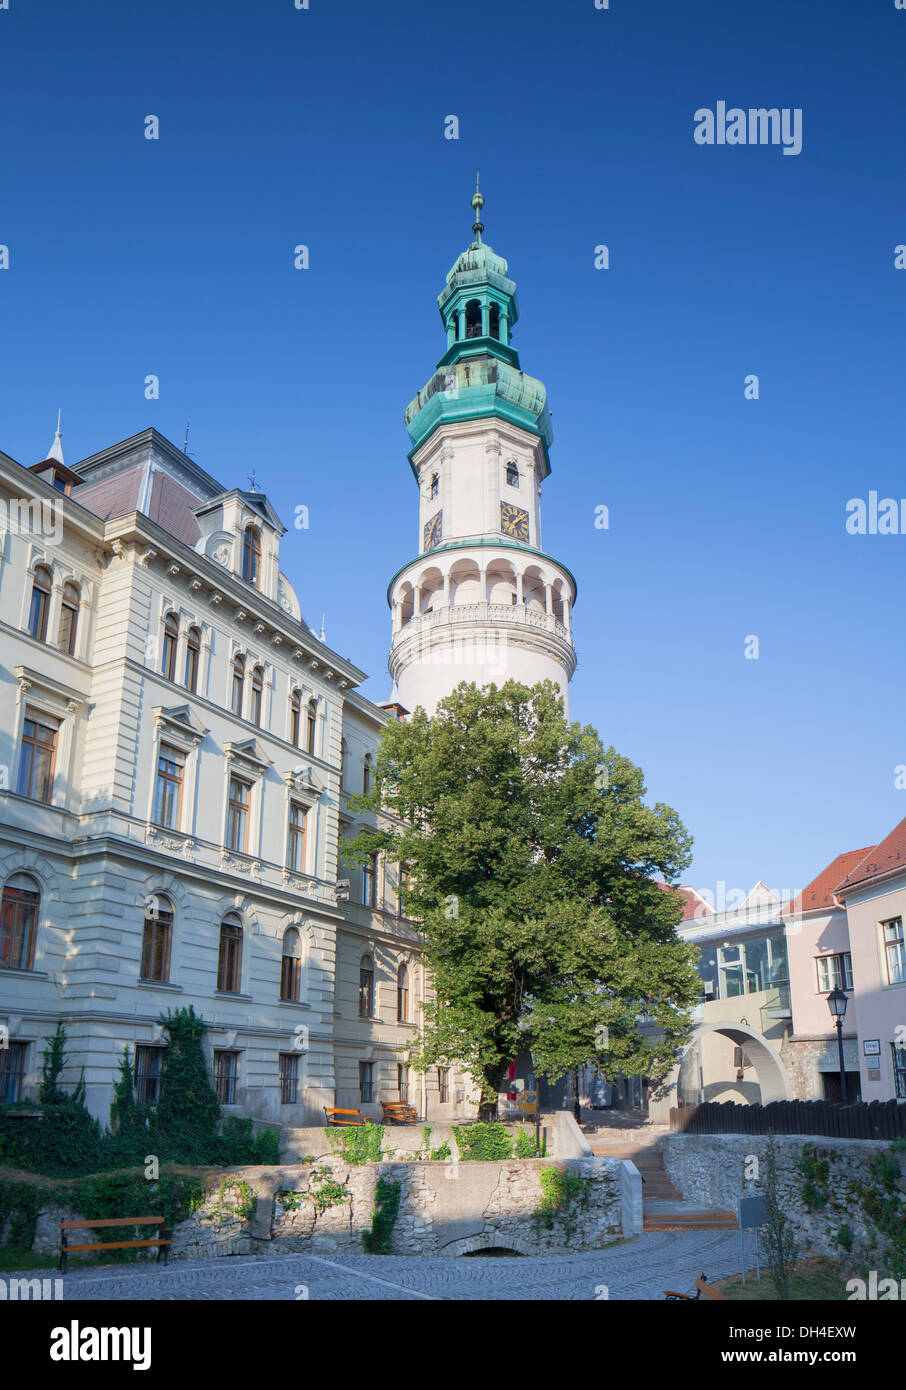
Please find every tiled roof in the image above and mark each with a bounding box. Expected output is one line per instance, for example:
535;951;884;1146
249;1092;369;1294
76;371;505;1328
835;818;906;894
657;882;714;920
786;847;876;915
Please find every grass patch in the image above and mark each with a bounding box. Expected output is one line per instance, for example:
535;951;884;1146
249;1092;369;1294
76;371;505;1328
714;1256;847;1301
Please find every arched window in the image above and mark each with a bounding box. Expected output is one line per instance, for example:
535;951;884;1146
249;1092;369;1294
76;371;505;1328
340;738;348;790
28;565;52;642
505;460;519;489
358;953;374;1017
306;698;317;755
290;689;302;746
217;915;243;993
280;927;301;1001
363;754;372;795
489;303;500;340
184;626;201;693
162;612;179;681
250;665;264;726
140;893;173;983
241;526;261;586
0;873;40;971
465;299;482;339
58;581;80;656
397;963;409;1023
231;655;245;716
429;472;439;499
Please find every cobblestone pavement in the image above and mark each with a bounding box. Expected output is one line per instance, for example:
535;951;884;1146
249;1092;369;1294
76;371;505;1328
29;1231;758;1300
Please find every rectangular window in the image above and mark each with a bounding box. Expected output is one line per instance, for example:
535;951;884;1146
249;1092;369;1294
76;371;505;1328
0;1042;26;1103
359;1060;374;1104
227;777;251;853
363;853;377;908
882;917;905;986
134;1046;162;1106
213;1050;238;1105
437;1067;449;1105
816;952;854;993
893;1042;906;1100
16;711;57;803
153;745;184;830
287;802;307;872
717;944;744;998
280;1053;299;1106
397;1063;408;1103
398;865;409;919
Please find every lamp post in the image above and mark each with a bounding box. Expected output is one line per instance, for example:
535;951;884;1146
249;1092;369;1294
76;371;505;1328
826;987;849;1104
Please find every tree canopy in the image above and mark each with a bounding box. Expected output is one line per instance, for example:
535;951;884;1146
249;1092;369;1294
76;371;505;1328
347;680;700;1107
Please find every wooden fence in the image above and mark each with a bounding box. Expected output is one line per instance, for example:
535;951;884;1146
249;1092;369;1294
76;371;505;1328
669;1099;906;1141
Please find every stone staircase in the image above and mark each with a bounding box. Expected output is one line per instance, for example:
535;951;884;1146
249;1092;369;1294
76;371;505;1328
590;1136;737;1232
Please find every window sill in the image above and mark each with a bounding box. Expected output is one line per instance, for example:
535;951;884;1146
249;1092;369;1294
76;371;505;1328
0;966;49;980
214;990;253;1001
137;979;183;992
277;999;310;1009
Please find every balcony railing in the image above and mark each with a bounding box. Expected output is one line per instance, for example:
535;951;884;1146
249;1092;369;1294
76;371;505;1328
392;601;571;647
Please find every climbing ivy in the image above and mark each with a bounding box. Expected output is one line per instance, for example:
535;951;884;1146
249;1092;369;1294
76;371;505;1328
535;1167;593;1243
325;1122;385;1165
797;1143;830;1210
455;1122;514;1161
362;1177;401;1254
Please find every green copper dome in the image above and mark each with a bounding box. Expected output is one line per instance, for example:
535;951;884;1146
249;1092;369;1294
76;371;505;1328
444;240;509;283
404;184;552;474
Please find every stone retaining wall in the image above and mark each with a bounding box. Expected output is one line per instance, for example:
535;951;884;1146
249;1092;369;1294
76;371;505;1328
8;1156;626;1261
662;1133;906;1263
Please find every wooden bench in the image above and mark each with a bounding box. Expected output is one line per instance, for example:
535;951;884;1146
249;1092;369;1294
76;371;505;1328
60;1216;169;1272
381;1101;419;1125
664;1273;728;1301
323;1106;367;1126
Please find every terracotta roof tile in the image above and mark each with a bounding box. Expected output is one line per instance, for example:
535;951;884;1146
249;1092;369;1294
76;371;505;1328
835;818;906;894
786;847;876;915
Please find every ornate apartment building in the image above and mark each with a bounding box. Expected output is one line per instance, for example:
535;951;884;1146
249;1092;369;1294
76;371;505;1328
0;426;466;1127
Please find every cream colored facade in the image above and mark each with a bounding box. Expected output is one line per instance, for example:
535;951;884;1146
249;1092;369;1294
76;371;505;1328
0;429;473;1127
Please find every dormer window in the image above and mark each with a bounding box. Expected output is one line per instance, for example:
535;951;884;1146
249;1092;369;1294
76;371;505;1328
429;473;439;499
241;526;261;587
505;461;519;489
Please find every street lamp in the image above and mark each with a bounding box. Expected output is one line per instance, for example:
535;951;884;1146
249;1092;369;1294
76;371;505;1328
826;987;849;1104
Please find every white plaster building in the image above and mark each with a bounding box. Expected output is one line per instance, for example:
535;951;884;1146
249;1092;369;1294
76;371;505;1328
387;185;577;715
0;426;471;1128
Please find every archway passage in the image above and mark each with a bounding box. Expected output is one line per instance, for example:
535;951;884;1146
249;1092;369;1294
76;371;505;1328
677;1020;792;1107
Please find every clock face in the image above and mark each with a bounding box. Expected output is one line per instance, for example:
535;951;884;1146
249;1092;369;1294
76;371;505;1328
500;501;529;542
423;509;443;551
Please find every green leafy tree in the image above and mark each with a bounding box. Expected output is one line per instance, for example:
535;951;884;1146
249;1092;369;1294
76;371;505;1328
347;680;699;1111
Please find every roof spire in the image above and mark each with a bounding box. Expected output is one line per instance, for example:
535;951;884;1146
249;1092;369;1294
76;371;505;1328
47;409;64;464
471;171;484;244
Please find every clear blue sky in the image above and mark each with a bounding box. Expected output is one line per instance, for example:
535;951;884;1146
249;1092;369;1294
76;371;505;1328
2;0;904;897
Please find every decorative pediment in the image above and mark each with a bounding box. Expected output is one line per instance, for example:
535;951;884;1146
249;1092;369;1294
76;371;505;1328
153;703;208;750
14;665;86;716
225;738;272;777
283;764;325;804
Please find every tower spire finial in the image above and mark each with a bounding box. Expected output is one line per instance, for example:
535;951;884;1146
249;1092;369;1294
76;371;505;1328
48;409;64;465
471;171;484;244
